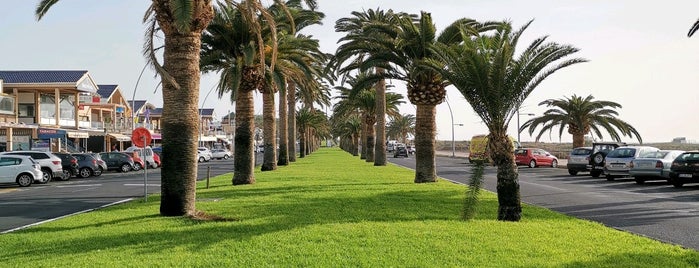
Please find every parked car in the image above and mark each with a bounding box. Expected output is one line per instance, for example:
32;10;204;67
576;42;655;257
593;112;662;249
198;147;212;161
125;146;158;168
53;152;79;180
629;150;685;184
99;152;135;172
394;144;409;158
567;147;592;175
211;148;232;160
515;148;558;168
255;145;264;153
123;151;145;171
406;145;415;155
71;153;102;178
88;153;107;176
152;152;161;167
603;146;660;181
0;155;42;187
669;151;699;188
0;151;63;183
588;142;627;178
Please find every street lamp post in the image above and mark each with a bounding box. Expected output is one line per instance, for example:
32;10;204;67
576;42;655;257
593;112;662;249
445;99;464;158
516;110;535;143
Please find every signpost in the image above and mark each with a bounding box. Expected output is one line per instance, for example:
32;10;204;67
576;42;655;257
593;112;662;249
131;127;152;202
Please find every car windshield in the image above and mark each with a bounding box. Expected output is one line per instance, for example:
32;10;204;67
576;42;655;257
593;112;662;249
679;153;699;161
607;148;636;158
640;151;667;158
571;148;591;155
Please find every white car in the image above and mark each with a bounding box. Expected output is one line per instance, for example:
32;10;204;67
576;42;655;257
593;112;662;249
0;155;42;187
197;147;212;162
211;148;232;160
125;146;158;168
0;151;63;183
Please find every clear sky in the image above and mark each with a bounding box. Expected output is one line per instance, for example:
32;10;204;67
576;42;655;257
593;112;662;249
1;1;697;143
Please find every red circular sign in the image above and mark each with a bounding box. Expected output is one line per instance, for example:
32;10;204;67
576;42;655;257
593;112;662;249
131;127;152;148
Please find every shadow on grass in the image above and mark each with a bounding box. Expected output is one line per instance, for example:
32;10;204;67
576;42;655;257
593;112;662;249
0;178;556;262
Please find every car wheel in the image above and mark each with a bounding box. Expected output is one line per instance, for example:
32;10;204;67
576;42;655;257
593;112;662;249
133;163;142;171
590;170;602;178
93;167;103;176
62;169;72;180
592;152;605;165
634;177;645;184
528;160;536;168
120;163;132;172
551;160;558;168
16;174;33;187
606;175;615;181
223;155;229;160
40;168;52;184
198;157;205;163
568;169;578;176
79;167;92;178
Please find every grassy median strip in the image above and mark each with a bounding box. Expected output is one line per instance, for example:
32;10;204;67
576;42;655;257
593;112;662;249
1;148;697;267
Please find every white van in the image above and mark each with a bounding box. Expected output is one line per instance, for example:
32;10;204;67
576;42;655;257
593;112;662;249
125;146;157;168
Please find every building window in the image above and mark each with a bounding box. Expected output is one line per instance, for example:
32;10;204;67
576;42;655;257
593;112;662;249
18;104;34;117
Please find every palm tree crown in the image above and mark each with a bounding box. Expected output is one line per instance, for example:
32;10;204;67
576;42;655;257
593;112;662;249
520;94;642;147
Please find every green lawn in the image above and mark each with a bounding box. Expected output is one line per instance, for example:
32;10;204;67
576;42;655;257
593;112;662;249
1;148;697;267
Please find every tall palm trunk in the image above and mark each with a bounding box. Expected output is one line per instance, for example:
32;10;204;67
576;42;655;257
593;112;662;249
360;116;367;160
261;87;277;171
414;104;437;183
156;1;213;217
159;34;202;217
299;129;306;158
572;132;585;148
365;115;376;163
352;133;359;156
277;80;289;166
233;67;258;185
488;131;521;221
374;70;387;166
287;81;297;162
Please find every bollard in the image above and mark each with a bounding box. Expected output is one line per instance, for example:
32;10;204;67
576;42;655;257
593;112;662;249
206;166;211;189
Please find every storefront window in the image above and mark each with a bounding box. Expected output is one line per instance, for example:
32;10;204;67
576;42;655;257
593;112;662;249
0;94;14;115
40;94;55;119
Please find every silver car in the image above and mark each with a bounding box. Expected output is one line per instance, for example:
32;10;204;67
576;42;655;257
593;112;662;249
604;146;660;181
567;147;592;175
629;150;685;184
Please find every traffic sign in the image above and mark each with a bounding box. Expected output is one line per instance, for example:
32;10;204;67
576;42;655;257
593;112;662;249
131;127;152;148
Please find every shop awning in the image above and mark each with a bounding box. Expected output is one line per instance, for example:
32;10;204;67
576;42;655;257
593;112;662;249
67;130;89;138
199;136;217;142
108;133;132;142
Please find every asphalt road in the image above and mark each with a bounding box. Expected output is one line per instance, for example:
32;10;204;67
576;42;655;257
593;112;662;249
0;153;258;233
388;155;699;251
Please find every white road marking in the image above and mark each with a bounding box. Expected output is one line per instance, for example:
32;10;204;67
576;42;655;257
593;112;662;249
1;198;136;234
55;184;102;188
124;184;161;187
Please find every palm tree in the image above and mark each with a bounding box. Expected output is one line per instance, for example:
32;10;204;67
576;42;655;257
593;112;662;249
520;95;642;148
332;113;362;156
333;75;404;162
387;113;415;144
265;0;324;168
296;107;327;158
200;3;262;185
334;8;404;166
430;20;586;221
363;12;494;183
36;0;214;217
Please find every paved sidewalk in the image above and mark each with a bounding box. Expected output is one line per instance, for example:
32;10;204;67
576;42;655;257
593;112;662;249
435;150;568;168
